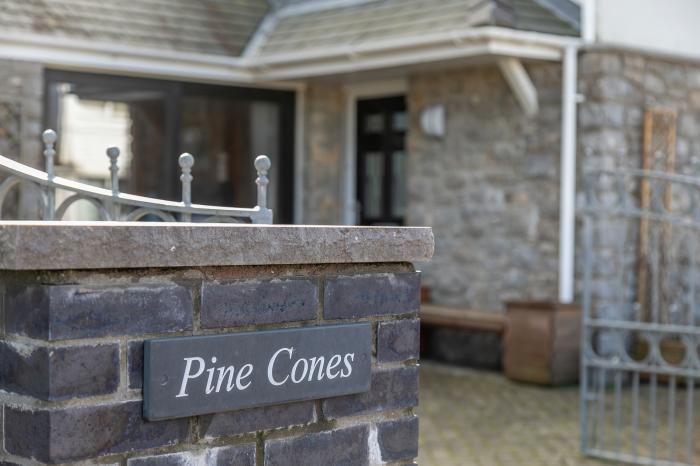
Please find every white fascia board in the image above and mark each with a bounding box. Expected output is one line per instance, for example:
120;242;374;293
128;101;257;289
0;27;580;85
498;58;539;116
256;38;563;81
0;31;254;84
0;31;246;66
251;27;578;67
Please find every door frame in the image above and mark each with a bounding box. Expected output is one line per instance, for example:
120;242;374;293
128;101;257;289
342;79;407;225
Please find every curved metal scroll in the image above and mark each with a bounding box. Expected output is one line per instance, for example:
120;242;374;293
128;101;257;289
55;194;111;221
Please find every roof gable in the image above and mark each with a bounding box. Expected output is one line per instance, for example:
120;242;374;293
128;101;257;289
254;0;580;58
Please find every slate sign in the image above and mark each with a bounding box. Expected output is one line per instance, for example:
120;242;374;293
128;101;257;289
143;323;372;420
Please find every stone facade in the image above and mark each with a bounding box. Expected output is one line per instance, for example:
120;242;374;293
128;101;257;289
0;59;42;167
303;84;345;225
298;64;564;311
576;50;700;316
298;52;700;314
407;63;563;309
0;59;44;219
0;224;429;465
578;50;700;174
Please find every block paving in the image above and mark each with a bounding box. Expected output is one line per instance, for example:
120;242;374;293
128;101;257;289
417;363;607;466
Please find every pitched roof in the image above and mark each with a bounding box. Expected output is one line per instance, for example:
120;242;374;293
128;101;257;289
0;0;269;57
256;0;580;57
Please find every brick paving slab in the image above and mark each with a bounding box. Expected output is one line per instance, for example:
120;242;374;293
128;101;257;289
417;363;607;466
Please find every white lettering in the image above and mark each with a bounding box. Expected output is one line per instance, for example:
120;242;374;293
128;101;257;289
237;363;253;389
267;347;293;386
326;354;342;379
291;358;309;383
341;353;354;378
176;357;205;397
307;356;325;382
216;365;235;392
205;356;218;394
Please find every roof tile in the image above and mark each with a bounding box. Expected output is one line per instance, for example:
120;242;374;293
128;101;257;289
0;0;269;57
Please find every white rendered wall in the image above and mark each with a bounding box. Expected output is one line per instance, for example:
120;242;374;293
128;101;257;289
595;0;700;61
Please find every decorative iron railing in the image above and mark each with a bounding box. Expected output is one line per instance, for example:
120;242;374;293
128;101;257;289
581;167;700;466
0;129;272;223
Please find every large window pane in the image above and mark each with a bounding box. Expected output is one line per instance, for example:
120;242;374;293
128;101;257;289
180;98;280;211
363;151;384;219
46;71;295;222
48;79;167;219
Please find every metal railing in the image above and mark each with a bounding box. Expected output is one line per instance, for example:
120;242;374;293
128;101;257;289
0;129;272;223
581;167;700;466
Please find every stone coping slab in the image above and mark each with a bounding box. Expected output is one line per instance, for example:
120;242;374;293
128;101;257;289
0;222;434;270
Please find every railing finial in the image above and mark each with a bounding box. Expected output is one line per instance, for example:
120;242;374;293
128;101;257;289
106;147;120;195
254;155;271;209
42;129;57;220
106;146;121;220
42;129;57;180
179;153;194;221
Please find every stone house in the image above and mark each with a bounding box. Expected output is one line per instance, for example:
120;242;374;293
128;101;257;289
1;0;700;312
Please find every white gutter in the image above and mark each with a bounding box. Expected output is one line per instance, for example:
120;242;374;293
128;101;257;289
558;45;579;303
251;26;580;67
0;31;291;90
0;27;579;87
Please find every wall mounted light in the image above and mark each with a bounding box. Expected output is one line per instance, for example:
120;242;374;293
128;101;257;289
420;104;445;138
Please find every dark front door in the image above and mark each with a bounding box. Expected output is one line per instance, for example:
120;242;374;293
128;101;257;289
356;96;407;225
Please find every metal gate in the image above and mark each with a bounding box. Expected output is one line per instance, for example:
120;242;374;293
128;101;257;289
581;168;700;465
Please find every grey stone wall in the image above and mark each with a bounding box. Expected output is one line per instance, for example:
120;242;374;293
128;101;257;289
0;59;44;219
0;263;420;465
406;63;563;310
0;59;42;167
578;50;700;174
303;84;345;225
576;50;700;316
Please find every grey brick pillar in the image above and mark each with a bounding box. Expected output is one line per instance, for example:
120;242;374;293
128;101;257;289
0;223;433;465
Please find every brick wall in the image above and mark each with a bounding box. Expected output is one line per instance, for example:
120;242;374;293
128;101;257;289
0;263;421;465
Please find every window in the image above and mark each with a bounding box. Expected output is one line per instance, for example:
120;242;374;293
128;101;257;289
45;71;295;222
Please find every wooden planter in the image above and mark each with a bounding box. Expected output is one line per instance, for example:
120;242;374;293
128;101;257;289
635;338;685;383
504;301;581;385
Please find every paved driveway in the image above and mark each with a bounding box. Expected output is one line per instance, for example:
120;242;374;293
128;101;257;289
416;362;605;466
